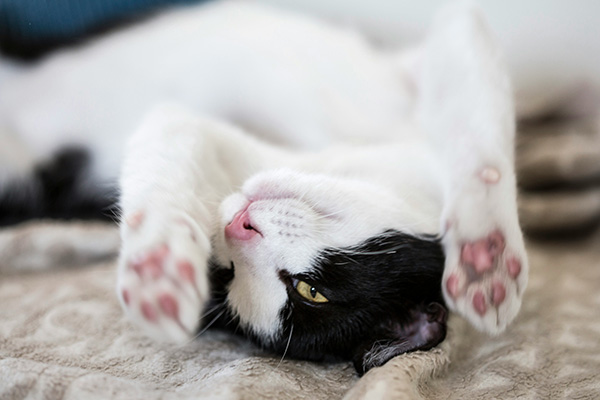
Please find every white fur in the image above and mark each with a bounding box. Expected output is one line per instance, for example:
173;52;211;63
0;2;528;341
0;2;412;187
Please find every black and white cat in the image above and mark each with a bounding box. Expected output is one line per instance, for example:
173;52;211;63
0;2;527;374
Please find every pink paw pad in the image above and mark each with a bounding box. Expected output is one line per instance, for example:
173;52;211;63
472;291;487;315
140;301;158;322
447;229;523;323
177;260;196;284
446;274;462;298
460;231;505;274
126;211;145;229
130;245;169;279
506;257;522;278
491;281;506;306
158;293;179;320
480;167;501;184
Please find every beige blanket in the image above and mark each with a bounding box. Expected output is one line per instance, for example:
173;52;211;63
1;223;599;399
1;116;600;399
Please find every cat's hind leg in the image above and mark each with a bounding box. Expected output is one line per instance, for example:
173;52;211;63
415;4;528;334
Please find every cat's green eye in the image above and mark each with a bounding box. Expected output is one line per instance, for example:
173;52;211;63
296;280;329;303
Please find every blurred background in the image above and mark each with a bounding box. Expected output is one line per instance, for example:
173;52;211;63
1;0;599;237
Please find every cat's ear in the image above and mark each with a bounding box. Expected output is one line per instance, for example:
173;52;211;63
352;302;447;376
402;3;515;148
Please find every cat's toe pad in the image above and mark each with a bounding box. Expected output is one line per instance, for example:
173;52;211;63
118;239;207;342
443;230;526;334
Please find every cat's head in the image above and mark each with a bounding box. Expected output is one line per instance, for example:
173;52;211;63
212;169;447;375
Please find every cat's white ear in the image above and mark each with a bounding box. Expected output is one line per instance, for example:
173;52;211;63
412;2;515;154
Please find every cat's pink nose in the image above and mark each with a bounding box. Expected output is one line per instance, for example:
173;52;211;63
225;207;261;240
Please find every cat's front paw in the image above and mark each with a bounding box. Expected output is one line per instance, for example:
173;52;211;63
442;228;528;334
117;211;210;342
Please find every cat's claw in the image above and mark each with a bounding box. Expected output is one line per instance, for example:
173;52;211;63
117;213;209;342
442;229;527;334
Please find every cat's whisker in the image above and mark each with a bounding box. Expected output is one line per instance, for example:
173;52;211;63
344;244;413;257
297;184;342;217
170;322;205;349
222;305;241;331
174;307;226;349
195;308;227;339
102;203;122;223
311;208;346;220
275;324;294;370
231;321;242;335
200;303;224;319
295;183;312;204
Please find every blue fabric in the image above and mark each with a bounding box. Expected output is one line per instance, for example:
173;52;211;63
0;0;212;57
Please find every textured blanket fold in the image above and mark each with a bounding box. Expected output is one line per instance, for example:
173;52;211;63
517;116;600;234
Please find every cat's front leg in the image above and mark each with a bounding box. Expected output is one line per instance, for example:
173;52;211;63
116;106;247;341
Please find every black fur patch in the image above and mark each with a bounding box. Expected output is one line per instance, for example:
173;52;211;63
0;147;118;226
204;230;447;375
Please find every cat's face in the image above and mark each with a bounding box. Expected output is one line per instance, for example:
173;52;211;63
212;169;447;374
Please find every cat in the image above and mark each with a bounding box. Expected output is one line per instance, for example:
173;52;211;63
0;2;527;374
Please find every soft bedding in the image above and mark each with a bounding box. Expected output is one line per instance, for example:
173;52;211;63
1;116;599;399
